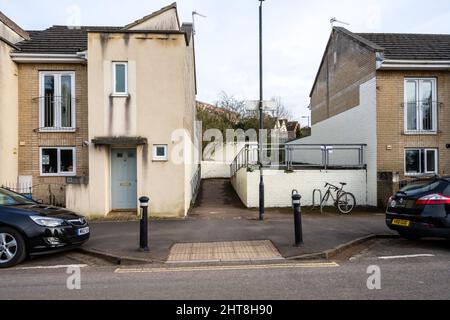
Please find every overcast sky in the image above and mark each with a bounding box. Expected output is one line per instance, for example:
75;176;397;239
2;0;450;125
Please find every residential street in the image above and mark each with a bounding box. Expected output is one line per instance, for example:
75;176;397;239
1;238;449;300
1;0;450;305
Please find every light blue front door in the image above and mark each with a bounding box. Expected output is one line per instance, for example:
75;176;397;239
111;148;137;210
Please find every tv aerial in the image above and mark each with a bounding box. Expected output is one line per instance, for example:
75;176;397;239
330;17;350;28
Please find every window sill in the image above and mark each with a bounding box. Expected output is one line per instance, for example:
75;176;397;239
38;128;77;133
41;173;77;177
110;93;130;98
152;159;168;162
405;173;437;177
403;131;438;136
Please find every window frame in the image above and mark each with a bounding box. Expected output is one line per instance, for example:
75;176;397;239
39;147;77;177
153;145;168;162
404;78;437;134
404;148;438;176
39;71;76;132
112;62;128;96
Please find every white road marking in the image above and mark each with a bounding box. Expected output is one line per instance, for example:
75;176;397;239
115;262;340;274
15;264;88;270
378;254;435;260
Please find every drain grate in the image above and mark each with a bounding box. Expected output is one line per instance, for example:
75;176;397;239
167;240;283;263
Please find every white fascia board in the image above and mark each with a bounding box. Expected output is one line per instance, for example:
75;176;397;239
383;59;450;64
380;59;450;70
10;53;86;63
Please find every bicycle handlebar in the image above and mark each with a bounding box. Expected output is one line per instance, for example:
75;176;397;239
325;182;340;190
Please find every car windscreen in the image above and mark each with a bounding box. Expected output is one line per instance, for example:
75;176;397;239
400;179;446;197
0;188;35;206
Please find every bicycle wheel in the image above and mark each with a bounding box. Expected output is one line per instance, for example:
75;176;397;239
337;192;356;214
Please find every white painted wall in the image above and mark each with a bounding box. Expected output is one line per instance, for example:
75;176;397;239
288;77;377;206
232;169;368;208
201;142;256;179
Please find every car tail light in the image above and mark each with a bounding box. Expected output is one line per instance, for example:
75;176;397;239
416;194;450;205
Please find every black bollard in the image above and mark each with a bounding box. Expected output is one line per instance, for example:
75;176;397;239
139;196;150;252
292;190;303;247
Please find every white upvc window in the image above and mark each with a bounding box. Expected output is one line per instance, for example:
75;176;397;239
112;62;128;95
153;145;168;161
39;72;76;131
404;78;437;134
405;148;438;176
40;147;76;176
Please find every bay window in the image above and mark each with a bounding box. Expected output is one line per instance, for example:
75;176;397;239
404;79;437;133
39;72;76;131
405;148;437;176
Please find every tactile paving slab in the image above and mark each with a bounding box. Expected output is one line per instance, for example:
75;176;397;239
167;240;283;263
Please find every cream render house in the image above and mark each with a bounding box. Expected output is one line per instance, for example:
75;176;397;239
0;12;27;185
0;3;200;217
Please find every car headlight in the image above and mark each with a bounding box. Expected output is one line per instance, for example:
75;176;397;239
30;216;65;227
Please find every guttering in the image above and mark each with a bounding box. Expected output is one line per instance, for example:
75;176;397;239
10;52;86;63
381;59;450;70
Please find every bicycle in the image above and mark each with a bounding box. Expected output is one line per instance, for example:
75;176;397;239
320;182;356;214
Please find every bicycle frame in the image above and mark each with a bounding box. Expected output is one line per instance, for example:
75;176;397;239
321;184;345;206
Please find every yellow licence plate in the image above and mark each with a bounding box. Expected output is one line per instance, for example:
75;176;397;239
392;219;411;227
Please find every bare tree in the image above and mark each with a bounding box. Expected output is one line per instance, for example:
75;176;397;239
270;96;292;120
215;91;247;118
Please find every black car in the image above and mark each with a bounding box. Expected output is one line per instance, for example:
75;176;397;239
386;177;450;240
0;187;90;268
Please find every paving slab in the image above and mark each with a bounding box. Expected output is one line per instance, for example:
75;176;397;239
166;240;282;263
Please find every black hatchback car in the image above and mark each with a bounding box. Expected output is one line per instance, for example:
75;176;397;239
0;187;90;268
386;177;450;240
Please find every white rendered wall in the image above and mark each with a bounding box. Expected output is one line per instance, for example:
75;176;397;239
202;142;256;179
232;169;368;208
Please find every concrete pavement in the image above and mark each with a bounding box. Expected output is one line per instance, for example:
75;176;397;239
82;211;395;264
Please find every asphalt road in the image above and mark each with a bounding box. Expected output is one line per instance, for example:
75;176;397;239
0;238;449;300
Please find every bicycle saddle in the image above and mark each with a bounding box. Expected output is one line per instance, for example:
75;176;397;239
339;182;347;186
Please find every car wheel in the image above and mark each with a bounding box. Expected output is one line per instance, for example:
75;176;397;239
398;231;421;241
0;227;27;268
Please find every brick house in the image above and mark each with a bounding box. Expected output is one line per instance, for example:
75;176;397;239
290;27;450;207
0;3;200;217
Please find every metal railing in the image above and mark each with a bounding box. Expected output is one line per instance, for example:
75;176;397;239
191;164;202;200
402;101;442;134
230;146;248;178
230;143;367;177
33;96;77;130
1;182;66;207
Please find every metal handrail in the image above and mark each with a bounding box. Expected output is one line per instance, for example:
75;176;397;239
230;146;250;177
230;143;367;175
191;164;201;199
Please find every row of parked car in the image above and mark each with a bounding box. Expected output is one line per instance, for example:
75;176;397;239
0;176;449;268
